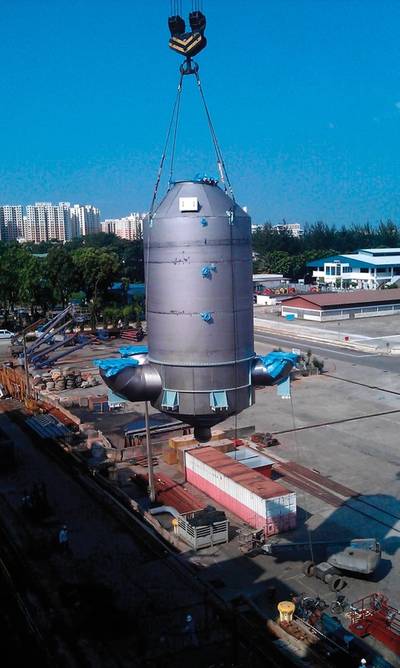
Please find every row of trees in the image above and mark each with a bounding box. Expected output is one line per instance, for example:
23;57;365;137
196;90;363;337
0;233;144;324
252;220;399;279
0;218;398;318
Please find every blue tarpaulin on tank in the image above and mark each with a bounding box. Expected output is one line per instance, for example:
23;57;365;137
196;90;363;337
258;351;299;381
93;357;139;377
119;345;148;357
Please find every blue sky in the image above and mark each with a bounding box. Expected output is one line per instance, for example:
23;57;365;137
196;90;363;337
1;0;400;225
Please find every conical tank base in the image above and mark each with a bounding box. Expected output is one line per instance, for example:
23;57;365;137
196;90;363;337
194;426;212;443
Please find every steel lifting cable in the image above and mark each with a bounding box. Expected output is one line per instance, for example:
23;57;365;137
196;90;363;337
146;71;183;327
194;70;235;200
148;71;184;218
168;76;183;188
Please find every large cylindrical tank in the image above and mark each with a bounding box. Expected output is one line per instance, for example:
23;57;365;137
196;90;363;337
145;179;255;439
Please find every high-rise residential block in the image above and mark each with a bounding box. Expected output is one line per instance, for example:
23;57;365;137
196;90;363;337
71;204;101;236
101;213;145;240
21;202;101;242
0;205;24;240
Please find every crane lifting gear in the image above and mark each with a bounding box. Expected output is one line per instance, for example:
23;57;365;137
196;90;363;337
150;8;233;217
168;10;207;58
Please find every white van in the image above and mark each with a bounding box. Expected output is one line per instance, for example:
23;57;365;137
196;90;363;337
0;329;14;339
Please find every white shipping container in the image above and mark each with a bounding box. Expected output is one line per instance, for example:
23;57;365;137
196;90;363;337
186;450;296;521
186;453;266;518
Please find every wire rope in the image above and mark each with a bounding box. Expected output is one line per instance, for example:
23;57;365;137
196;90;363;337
194;71;235;200
168;77;183;188
146;71;183;328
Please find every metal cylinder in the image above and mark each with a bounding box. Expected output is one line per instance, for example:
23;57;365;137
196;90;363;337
144;180;255;432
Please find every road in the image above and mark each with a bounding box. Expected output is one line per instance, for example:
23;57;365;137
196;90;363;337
254;329;400;372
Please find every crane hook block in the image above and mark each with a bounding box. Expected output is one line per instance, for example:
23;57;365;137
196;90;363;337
168;11;207;59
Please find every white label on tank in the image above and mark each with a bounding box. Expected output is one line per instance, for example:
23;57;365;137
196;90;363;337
179;197;198;212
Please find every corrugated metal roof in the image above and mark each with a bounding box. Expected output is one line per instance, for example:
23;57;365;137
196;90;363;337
188;447;289;499
283;289;400;308
308;252;400;268
358;248;400;254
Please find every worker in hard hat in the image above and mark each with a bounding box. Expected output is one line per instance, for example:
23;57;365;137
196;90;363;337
358;659;367;667
183;613;199;647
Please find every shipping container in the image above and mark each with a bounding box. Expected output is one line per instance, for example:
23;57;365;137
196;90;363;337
185;447;296;535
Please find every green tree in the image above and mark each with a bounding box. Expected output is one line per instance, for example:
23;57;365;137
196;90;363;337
72;247;120;326
255;250;292;275
47;246;77;307
0;245;30;311
19;255;53;316
73;247;120;299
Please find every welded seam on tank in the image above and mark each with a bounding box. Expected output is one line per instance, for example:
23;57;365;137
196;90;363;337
148;239;249;248
149;258;250;264
158;384;252;393
147;354;256;366
147;308;252;315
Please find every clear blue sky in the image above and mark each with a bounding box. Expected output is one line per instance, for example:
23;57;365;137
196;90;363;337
1;0;400;225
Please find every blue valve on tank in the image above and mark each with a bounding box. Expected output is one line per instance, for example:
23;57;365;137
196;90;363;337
200;311;213;323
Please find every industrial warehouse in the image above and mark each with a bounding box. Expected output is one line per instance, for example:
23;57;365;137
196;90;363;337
281;289;400;322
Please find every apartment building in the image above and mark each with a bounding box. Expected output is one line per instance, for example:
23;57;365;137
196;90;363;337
71;204;101;237
101;212;145;240
0;205;24;240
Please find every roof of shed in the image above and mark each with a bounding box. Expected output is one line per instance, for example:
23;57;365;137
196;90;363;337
283;289;400;308
187;447;290;499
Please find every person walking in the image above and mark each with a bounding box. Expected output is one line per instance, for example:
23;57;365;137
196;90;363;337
58;525;69;553
183;613;199;647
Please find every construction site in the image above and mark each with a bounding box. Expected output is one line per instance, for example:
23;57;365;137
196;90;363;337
1;5;400;668
1;304;400;667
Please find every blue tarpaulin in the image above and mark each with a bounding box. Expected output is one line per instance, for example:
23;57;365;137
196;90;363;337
258;351;299;381
93;357;139;377
119;345;148;357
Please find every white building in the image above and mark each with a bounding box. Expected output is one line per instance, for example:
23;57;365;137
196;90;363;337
308;248;400;289
23;202;101;242
71;204;101;237
272;222;304;237
101;212;145;240
0;205;23;240
25;202;70;242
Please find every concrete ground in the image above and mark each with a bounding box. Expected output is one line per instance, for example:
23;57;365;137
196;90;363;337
177;336;400;665
3;328;399;662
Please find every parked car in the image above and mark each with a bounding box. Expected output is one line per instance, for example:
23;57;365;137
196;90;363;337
0;329;14;339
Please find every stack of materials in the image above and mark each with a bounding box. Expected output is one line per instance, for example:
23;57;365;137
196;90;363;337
120;327;144;342
153;472;203;513
185;447;296;536
32;368;98;393
165;429;225;468
26;413;72;441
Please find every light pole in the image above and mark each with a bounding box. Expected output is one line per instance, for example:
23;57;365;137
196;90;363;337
22;333;31;400
144;400;156;502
